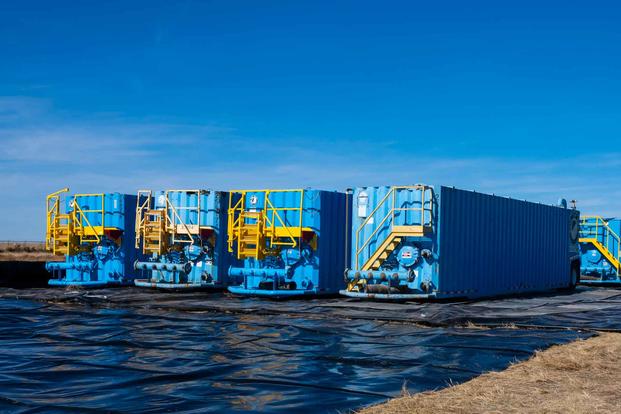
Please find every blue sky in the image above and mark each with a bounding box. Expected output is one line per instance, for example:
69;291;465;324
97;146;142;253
1;1;620;239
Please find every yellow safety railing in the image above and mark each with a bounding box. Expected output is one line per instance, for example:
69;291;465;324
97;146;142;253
71;193;105;244
355;185;434;269
227;189;307;256
579;215;620;272
45;187;69;252
135;190;152;249
165;190;203;245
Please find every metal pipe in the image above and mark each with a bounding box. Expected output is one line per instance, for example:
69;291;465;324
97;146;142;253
345;269;411;281
46;261;94;272
134;260;192;273
228;267;288;278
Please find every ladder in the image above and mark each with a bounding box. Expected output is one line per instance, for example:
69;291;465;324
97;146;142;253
52;213;73;255
356;185;434;271
142;209;167;255
235;211;265;259
135;190;168;254
580;216;621;275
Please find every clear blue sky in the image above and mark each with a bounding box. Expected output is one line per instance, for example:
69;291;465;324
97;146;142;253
1;1;620;239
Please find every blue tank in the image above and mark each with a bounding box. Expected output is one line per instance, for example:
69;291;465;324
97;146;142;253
579;217;621;285
226;189;351;298
341;185;581;300
45;190;143;288
133;190;237;289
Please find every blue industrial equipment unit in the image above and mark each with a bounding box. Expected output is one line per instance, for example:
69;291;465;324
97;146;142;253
579;217;621;285
133;189;235;289
45;188;143;288
341;185;581;300
226;189;351;298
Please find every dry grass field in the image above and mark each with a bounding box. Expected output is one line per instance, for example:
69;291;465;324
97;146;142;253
0;242;57;261
360;332;621;414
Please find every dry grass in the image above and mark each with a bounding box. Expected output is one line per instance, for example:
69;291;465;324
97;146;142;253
0;242;57;261
360;332;621;414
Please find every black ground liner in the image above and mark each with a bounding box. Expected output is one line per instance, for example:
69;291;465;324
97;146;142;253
0;286;618;413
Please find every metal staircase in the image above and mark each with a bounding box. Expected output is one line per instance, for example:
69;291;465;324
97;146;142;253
580;216;620;275
355;185;434;271
228;189;309;260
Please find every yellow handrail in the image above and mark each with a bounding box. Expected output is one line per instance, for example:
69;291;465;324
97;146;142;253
45;188;69;251
71;194;104;244
165;190;199;245
135;190;152;249
264;191;301;248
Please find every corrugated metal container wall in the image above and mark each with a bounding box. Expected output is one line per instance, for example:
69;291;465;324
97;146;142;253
214;192;237;284
120;194;141;275
438;186;572;297
318;190;351;293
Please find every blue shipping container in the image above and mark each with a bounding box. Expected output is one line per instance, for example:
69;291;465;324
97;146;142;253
341;185;581;300
133;189;237;289
45;191;143;288
227;188;351;298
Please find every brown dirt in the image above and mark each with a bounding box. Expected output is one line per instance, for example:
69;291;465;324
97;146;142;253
359;332;621;414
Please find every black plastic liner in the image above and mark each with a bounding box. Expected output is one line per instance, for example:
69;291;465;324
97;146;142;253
0;286;618;413
0;261;49;288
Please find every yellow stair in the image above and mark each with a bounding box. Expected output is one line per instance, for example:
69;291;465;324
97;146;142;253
235;211;265;259
52;214;74;255
142;209;167;255
365;235;402;271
